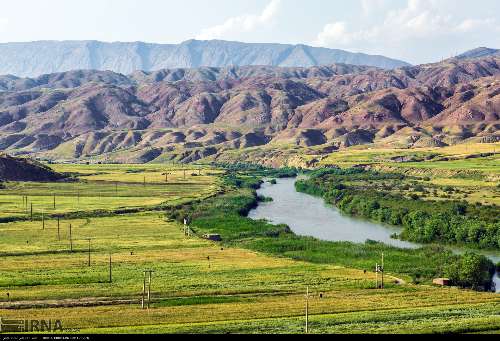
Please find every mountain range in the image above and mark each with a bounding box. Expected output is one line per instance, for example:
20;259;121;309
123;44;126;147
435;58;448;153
0;51;498;165
0;40;411;78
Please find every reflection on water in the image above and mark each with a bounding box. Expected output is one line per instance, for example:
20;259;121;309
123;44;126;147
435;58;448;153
248;177;500;293
249;178;419;248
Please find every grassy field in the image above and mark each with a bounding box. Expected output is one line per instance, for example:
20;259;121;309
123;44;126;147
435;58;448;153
1;212;499;334
0;162;499;334
320;143;500;168
0;164;221;220
319;143;500;206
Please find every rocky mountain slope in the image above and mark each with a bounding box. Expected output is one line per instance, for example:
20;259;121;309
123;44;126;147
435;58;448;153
456;47;500;60
0;40;410;77
0;154;66;181
0;56;498;164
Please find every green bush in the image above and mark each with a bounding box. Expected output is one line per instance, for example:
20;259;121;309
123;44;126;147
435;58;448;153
445;252;495;291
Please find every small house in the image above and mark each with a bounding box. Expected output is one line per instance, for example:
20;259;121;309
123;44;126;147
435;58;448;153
433;278;450;286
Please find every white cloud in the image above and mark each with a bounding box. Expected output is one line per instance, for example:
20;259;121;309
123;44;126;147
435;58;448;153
196;0;281;40
313;0;499;50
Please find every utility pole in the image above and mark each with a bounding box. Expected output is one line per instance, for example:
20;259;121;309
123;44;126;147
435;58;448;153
142;270;154;309
69;224;73;252
42;212;45;230
143;176;146;187
30;203;33;221
86;238;91;266
375;263;379;289
381;253;385;290
109;253;112;283
147;271;153;309
53;194;56;210
142;271;146;309
305;286;309;334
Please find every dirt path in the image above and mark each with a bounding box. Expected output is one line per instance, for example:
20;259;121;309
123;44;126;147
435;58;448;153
0;297;139;310
387;274;407;285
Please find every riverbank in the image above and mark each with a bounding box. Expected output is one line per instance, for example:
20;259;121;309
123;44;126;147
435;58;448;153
253;177;500;293
294;169;498;291
295;168;500;250
167;172;493;287
249;178;418;249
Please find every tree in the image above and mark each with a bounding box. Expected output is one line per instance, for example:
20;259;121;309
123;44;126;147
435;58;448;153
445;252;495;291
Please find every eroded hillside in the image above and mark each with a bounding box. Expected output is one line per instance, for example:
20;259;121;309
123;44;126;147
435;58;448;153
0;57;498;164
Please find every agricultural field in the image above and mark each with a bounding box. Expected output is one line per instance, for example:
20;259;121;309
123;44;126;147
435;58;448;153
1;212;499;334
0;162;499;334
319;143;500;206
319;143;500;168
0;164;222;221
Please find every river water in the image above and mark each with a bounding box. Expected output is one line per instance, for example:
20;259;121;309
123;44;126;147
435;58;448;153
248;177;500;293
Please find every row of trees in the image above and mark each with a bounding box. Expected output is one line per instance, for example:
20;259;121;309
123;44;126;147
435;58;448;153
296;171;500;250
296;172;498;290
214;162;299;178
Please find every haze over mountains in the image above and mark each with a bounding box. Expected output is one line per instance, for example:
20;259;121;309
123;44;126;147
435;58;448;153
0;48;498;165
0;40;411;78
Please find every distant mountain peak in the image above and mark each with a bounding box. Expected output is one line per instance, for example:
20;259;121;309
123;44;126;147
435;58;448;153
456;47;499;60
0;39;410;78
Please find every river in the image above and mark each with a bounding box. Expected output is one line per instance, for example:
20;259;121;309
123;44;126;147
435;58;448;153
248;177;500;293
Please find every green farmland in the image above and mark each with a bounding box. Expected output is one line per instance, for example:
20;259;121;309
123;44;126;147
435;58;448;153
0;162;499;334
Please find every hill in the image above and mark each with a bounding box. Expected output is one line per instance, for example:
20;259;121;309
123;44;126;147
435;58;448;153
0;57;498;164
456;47;500;60
0;154;66;181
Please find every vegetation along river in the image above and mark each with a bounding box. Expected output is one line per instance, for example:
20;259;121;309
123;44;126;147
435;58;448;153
248;177;500;293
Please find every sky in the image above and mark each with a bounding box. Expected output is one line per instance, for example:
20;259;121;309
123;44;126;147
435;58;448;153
0;0;499;64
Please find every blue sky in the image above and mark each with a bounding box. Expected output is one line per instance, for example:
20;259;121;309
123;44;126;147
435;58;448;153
0;0;499;64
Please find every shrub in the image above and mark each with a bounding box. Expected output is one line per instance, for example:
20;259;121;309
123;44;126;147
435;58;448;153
413;184;425;192
443;186;455;193
445;252;495;291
